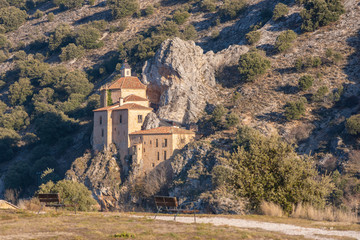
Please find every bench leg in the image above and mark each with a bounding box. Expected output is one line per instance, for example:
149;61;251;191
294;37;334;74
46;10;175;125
37;204;44;214
174;210;179;221
154;207;161;219
194;212;196;223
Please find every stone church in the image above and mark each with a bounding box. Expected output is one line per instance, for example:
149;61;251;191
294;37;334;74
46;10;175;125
92;62;195;173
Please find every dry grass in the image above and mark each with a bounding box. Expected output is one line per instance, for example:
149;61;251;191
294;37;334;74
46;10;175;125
0;210;309;240
18;198;41;211
291;204;358;223
260;201;285;217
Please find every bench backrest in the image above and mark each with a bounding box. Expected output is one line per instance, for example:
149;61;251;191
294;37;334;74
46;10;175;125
154;196;178;208
38;193;61;204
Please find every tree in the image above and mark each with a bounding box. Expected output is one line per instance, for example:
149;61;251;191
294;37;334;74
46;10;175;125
38;180;97;211
274;30;297;53
300;0;344;32
56;70;93;97
47;12;54;22
143;5;154;16
200;0;216;12
53;0;85;9
0;6;27;32
0;0;9;8
17;58;49;81
298;75;314;91
107;0;139;20
173;11;190;25
9;78;33;105
49;23;74;51
220;126;333;213
245;30;261;45
272;3;288;21
59;43;84;62
75;26;103;49
238;50;271;82
346;114;360;135
0;33;9;48
182;24;197;40
225;113;239;129
0;127;20;163
0;106;29;130
284;99;306;120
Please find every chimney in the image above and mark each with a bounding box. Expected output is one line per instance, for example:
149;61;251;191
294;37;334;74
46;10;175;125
119;97;124;106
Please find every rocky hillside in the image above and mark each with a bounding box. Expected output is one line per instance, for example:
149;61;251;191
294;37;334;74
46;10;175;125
0;0;359;213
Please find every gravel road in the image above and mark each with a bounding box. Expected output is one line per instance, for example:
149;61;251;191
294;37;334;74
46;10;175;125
151;216;360;240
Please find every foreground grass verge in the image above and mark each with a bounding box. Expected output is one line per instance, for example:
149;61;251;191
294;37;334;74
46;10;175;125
0;210;309;240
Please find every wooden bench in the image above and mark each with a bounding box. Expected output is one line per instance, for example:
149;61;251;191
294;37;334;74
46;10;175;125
37;193;77;214
154;196;199;222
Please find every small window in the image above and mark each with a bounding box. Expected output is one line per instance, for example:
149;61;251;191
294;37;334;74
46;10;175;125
100;116;102;125
157;152;160;160
144;148;145;153
119;114;122;123
164;151;167;160
150;140;152;145
144;141;146;145
138;115;143;123
156;139;158;147
152;163;155;167
101;129;104;137
164;139;168;147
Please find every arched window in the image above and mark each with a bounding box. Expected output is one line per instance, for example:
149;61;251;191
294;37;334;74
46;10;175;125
101;129;104;137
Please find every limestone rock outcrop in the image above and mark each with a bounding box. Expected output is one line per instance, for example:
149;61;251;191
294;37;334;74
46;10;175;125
142;37;248;124
142;112;160;130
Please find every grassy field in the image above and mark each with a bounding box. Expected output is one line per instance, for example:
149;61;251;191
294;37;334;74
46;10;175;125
0;210;312;240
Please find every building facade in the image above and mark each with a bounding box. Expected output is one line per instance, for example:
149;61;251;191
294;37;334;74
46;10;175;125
93;63;195;173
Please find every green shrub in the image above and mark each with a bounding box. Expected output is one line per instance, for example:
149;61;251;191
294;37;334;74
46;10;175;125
59;43;85;62
212;105;226;122
38;180;97;211
0;127;20;163
9;78;33;106
0;33;9;48
272;3;288;21
47;12;54;22
225;113;239;129
49;23;74;51
0;0;9;8
300;0;345;32
311;86;328;102
0;49;7;62
143;5;154;16
0;100;6;114
346;114;360;135
0;106;29;130
17;58;50;81
173;10;190;25
182;24;197;40
274;30;297;53
56;70;93;97
224;126;333;213
211;29;219;39
39;65;67;87
107;0;139;20
89;20;108;31
295;55;321;71
238;50;271;82
200;0;216;12
53;0;85;9
298;75;314;91
89;0;95;5
0;6;27;32
219;0;247;20
325;48;343;64
284;99;306;120
76;26;104;49
34;9;43;18
245;30;260;45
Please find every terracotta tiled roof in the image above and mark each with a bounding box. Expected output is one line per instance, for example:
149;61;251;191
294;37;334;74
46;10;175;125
108;77;146;90
124;94;148;102
93;103;152;112
130;126;195;135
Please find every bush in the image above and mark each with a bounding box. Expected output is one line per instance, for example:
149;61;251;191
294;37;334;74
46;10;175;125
0;33;9;48
298;75;314;91
47;12;54;22
0;100;6;114
219;0;247;20
0;106;29;130
284;99;306;120
34;9;43;18
311;86;328;102
59;43;84;62
238;50;271;82
274;30;297;53
0;0;9;8
38;180;97;211
295;55;321;71
143;5;154;16
272;3;288;21
9;78;33;106
225;113;239;129
49;23;74;51
224;126;333;213
107;0;139;20
0;6;27;32
325;48;343;64
245;30;260;45
0;127;20;163
53;0;85;9
200;0;216;12
300;0;345;32
89;20;108;31
17;58;49;81
173;10;190;25
75;26;103;49
0;49;6;62
346;114;360;135
89;0;95;5
56;70;93;97
182;24;197;40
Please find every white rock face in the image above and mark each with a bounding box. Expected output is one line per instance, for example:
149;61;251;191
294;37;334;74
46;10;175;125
142;37;248;124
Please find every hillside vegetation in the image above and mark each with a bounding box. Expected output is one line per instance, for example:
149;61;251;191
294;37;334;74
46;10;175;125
0;0;359;218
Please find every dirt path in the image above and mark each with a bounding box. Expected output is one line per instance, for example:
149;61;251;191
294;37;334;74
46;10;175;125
149;216;360;240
